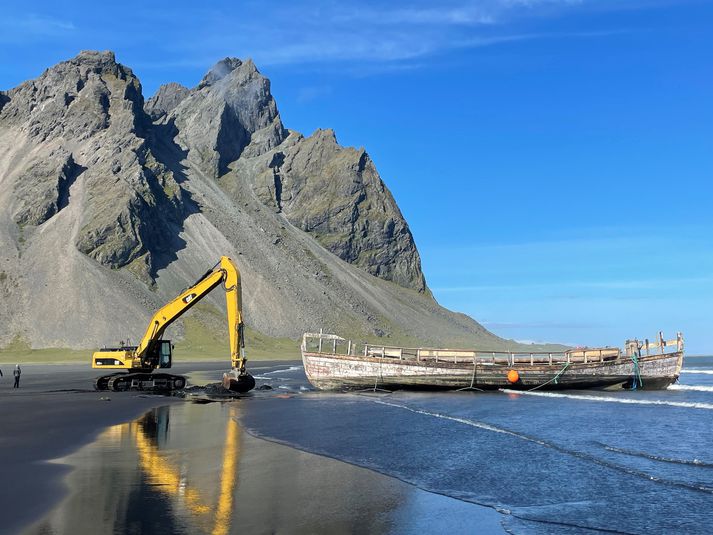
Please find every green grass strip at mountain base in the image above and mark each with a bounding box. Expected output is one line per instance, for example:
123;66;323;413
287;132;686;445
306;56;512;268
0;327;301;365
0;340;88;365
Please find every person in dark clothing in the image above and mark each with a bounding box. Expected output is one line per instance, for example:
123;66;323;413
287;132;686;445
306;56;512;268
13;364;20;388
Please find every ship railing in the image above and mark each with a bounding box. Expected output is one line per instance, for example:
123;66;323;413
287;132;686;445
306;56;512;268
302;332;683;366
625;332;684;356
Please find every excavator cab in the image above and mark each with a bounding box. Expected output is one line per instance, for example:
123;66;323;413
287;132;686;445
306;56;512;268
158;341;172;369
145;340;172;369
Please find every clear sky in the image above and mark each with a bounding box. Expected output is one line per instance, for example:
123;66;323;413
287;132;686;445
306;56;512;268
1;0;711;353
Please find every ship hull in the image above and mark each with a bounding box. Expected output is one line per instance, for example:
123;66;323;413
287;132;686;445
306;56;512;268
301;350;683;392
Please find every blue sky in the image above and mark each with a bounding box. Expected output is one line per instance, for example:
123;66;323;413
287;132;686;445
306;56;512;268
1;0;711;352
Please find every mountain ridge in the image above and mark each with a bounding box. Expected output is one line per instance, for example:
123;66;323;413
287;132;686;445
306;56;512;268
0;50;531;353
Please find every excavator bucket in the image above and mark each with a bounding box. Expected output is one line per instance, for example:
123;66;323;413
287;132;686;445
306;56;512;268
222;370;256;393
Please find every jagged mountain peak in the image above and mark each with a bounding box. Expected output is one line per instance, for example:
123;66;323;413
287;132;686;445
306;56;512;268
1;49;146;142
311;128;338;142
145;82;191;120
72;49;118;68
170;56;286;175
197;57;251;89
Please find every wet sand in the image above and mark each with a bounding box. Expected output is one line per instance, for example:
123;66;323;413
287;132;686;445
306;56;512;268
0;361;233;534
1;362;504;534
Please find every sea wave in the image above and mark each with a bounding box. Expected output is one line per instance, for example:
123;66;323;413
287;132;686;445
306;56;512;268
668;384;713;393
499;389;713;410
363;398;713;494
598;443;713;468
681;370;713;375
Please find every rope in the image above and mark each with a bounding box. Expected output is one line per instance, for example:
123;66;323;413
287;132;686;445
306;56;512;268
526;362;571;392
630;353;643;390
356;352;391;394
456;357;484;392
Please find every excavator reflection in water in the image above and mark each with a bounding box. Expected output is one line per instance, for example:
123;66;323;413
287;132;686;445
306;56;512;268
135;407;240;535
92;256;255;393
96;406;241;535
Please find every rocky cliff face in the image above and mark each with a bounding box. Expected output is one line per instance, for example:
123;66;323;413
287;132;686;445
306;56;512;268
249;129;425;291
1;51;189;280
159;57;425;291
0;51;501;350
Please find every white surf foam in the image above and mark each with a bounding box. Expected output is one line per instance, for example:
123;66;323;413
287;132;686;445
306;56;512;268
260;365;303;375
252;365;304;381
668;384;713;393
500;389;713;410
681;370;713;375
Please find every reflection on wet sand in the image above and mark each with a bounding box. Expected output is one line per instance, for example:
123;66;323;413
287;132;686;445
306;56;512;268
133;407;239;534
28;404;243;534
27;402;491;534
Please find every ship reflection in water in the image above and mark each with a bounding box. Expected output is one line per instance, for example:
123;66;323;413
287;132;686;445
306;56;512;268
29;402;491;534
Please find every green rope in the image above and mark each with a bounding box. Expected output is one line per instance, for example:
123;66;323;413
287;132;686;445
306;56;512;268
553;361;571;385
630;353;643;390
528;361;571;391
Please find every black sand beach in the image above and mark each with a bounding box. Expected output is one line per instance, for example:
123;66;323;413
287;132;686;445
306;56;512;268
0;362;194;534
1;362;504;535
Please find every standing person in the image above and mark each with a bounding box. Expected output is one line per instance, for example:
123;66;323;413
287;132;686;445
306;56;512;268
13;364;20;388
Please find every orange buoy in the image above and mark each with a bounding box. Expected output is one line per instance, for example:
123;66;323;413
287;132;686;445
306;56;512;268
507;369;520;384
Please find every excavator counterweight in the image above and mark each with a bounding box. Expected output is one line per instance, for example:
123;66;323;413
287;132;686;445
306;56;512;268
92;256;254;393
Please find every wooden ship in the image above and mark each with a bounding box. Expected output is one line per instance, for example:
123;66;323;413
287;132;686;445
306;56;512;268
301;331;684;392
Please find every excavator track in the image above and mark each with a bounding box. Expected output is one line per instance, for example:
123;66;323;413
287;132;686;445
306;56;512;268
94;373;126;391
96;373;187;392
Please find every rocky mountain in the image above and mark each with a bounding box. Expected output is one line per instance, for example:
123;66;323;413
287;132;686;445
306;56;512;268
0;50;508;352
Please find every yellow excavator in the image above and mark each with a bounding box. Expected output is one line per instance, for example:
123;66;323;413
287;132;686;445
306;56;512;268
91;256;255;393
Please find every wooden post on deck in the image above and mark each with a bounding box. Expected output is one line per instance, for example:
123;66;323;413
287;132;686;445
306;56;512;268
347;340;352;355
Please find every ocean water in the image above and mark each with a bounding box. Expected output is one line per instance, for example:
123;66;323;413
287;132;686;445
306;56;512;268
241;358;713;534
32;358;713;534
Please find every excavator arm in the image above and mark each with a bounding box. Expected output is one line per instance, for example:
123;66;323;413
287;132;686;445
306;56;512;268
134;256;246;374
